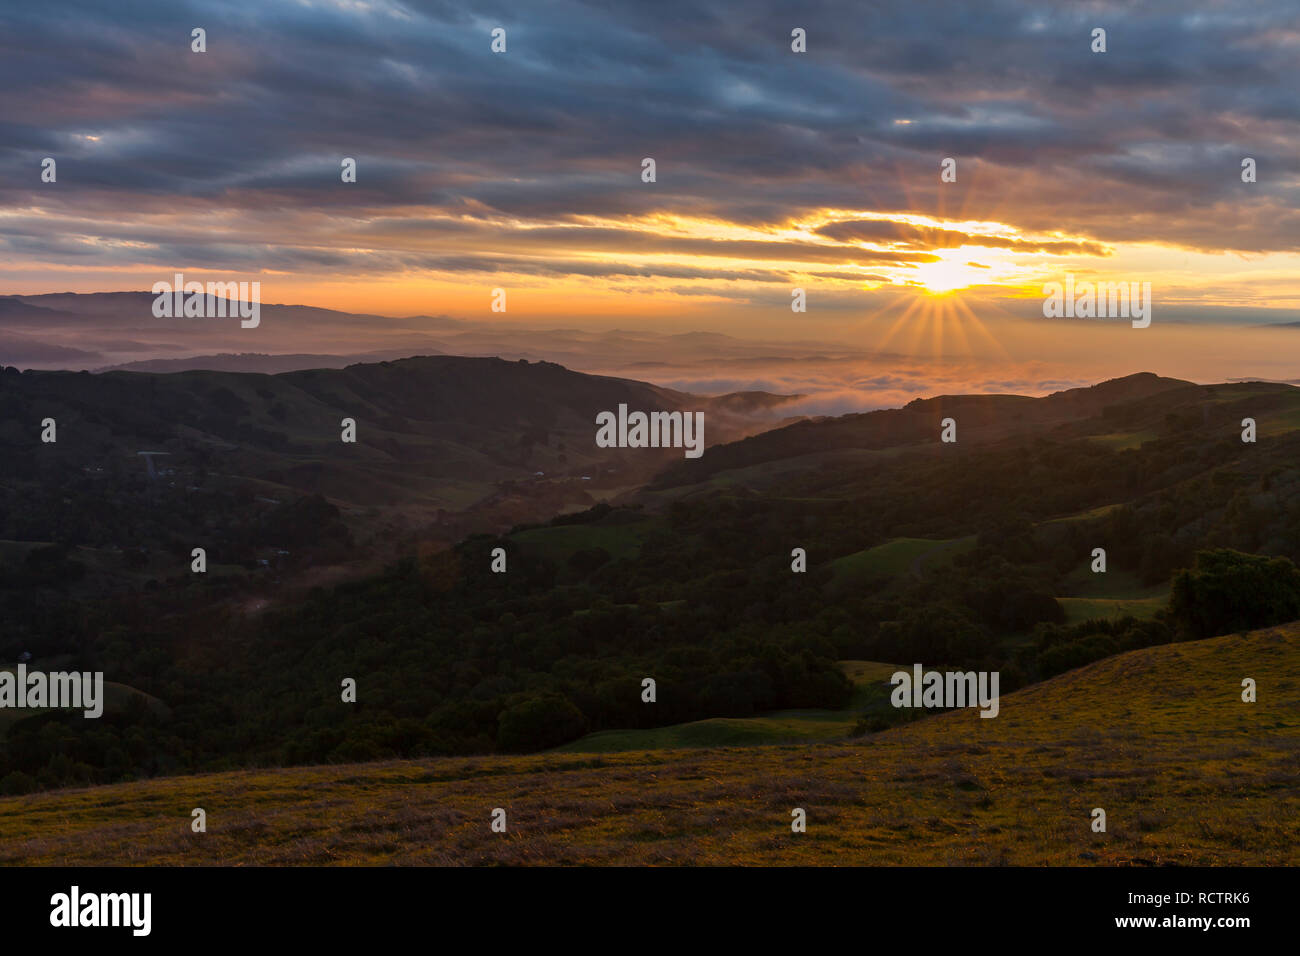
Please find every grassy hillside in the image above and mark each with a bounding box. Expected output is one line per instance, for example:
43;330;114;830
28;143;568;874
555;660;900;752
510;520;651;563
2;623;1293;866
1055;564;1170;624
828;536;975;592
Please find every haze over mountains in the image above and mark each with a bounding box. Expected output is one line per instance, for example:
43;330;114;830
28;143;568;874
5;292;1300;417
3;291;846;376
5;353;1297;570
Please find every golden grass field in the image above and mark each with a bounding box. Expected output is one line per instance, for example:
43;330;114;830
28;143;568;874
2;624;1296;866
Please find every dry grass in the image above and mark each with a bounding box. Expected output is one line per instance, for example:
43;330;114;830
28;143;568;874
2;625;1297;866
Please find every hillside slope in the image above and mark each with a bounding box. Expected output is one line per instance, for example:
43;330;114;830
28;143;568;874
646;373;1300;491
2;623;1294;866
0;356;800;550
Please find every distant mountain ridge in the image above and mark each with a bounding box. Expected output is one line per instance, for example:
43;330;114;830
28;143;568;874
96;350;449;375
0;293;860;390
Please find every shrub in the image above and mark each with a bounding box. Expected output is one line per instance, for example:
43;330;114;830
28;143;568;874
496;693;589;752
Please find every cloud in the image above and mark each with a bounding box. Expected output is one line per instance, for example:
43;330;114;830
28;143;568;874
815;219;1111;256
1;0;1297;310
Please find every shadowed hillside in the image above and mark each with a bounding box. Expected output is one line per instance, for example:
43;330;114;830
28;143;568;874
0;355;801;556
646;373;1300;490
1;623;1293;865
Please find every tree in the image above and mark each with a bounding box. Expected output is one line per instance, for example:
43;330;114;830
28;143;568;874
496;693;588;752
1170;549;1300;640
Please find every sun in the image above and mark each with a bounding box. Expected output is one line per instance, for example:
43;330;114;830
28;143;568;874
910;253;991;295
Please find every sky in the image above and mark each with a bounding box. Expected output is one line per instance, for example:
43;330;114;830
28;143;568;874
1;0;1298;397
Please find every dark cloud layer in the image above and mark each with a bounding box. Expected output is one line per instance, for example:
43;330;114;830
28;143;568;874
1;0;1297;285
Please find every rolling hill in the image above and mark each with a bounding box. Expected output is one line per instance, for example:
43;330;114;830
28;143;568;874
0;355;802;558
645;373;1300;492
1;622;1293;865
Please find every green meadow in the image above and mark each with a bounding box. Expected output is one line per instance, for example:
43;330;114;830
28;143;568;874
555;660;901;752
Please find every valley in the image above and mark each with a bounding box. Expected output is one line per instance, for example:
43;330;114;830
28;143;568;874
2;362;1299;867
